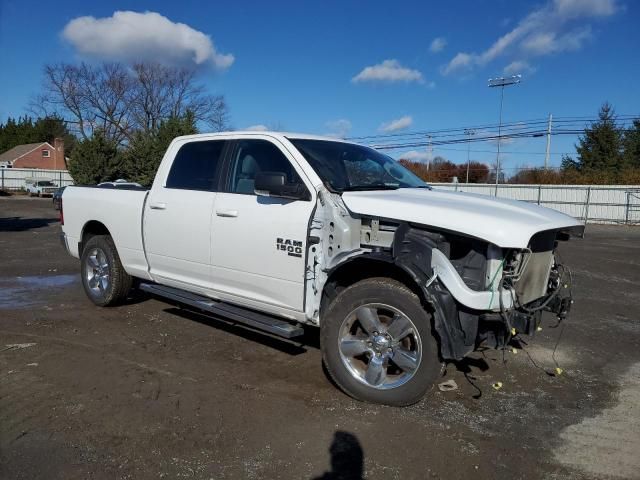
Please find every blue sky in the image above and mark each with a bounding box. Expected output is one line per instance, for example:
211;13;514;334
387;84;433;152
1;0;638;169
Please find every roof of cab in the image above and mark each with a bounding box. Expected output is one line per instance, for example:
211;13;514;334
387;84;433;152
172;131;359;145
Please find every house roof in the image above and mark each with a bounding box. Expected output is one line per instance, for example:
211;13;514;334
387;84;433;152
0;142;52;164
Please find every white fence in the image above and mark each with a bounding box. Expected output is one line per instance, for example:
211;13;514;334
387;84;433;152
0;168;74;191
432;183;640;225
2;168;639;225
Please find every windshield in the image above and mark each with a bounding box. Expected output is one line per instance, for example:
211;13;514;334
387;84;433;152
288;139;429;192
37;181;55;186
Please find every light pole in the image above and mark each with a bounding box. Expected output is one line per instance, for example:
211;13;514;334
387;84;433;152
464;129;475;184
488;74;521;196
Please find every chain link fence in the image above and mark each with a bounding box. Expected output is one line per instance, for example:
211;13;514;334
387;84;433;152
432;183;640;225
0;168;74;192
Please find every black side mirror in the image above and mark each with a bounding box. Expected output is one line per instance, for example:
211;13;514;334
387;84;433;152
254;171;310;200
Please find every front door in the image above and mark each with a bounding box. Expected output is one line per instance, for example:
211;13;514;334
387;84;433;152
211;138;315;313
144;139;227;290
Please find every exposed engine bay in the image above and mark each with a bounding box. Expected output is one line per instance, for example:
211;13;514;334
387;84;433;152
305;190;580;361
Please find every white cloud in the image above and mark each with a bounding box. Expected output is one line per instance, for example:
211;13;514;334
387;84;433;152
352;59;424;84
379;115;413;133
503;60;535;75
554;0;618;18
245;124;269;131
62;11;234;69
441;52;474;75
441;0;618;75
397;150;430;162
325;119;352;138
522;27;592;55
429;37;447;53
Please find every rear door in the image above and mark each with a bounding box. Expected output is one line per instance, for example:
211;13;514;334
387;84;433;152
144;139;227;290
210;138;316;313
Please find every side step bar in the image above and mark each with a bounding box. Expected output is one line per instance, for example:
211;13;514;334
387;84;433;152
139;283;305;339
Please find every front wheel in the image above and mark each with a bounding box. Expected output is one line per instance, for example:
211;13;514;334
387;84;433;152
321;278;443;406
80;235;132;306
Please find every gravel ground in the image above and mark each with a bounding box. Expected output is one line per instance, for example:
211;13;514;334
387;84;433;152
1;196;639;480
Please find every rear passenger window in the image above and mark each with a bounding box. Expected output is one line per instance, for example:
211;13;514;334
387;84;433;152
166;140;226;191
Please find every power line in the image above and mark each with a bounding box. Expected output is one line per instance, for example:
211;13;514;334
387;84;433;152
348;114;640;143
423;146;575;156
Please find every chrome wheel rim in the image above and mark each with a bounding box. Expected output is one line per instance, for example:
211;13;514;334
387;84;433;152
84;247;110;296
338;303;422;390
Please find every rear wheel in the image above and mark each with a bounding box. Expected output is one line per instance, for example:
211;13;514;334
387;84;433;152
321;278;443;406
81;235;132;306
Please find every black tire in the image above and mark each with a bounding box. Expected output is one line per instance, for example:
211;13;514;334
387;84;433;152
80;235;132;307
321;278;443;406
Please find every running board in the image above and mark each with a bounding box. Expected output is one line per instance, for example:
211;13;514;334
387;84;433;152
139;283;305;339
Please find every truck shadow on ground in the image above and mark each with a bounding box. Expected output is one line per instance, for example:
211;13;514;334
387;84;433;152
0;216;59;232
312;431;364;480
163;306;321;356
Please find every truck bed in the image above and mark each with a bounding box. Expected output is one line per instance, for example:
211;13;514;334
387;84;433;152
62;186;152;280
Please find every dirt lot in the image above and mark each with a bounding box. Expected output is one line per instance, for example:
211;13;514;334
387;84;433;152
1;196;639;480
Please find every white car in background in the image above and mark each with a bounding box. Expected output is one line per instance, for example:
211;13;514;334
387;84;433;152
25;179;58;197
97;179;143;189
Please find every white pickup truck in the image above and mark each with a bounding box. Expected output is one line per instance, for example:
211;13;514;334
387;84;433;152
60;132;584;405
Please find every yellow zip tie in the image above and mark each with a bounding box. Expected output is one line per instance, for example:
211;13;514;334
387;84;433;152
555;367;563;376
510;327;516;336
492;382;503;390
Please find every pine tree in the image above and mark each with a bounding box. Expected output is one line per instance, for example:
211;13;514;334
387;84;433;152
623;119;640;168
122;113;198;186
574;102;624;172
0;115;75;156
67;132;122;184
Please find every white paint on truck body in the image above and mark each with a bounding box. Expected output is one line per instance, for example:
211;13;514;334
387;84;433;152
61;131;583;326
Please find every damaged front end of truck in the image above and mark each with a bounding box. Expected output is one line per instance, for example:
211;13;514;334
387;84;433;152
305;187;584;362
390;223;579;360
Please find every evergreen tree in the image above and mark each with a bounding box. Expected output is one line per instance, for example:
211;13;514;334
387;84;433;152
573;102;624;172
67;132;122;184
0;115;75;156
623;119;640;168
122;113;198;186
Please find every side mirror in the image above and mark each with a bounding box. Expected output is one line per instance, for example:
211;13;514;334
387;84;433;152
254;171;310;201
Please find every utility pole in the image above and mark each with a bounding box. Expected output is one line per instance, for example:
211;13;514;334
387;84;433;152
488;75;521;196
426;134;432;173
464;129;475;184
544;113;553;170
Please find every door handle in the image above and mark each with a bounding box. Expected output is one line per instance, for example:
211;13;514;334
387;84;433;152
216;209;238;218
149;202;167;210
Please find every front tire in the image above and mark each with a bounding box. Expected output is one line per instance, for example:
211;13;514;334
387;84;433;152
80;235;132;306
321;278;443;406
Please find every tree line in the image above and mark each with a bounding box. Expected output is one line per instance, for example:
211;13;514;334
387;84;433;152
1;66;638;187
399;103;640;185
0;60;229;186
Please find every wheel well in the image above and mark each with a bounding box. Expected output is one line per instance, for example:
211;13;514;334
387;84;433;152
80;221;110;254
321;256;428;314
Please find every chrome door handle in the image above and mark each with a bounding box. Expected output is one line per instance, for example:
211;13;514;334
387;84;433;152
216;209;238;218
149;202;167;210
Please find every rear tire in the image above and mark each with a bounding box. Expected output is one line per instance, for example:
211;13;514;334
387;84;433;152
321;278;443;406
80;235;132;306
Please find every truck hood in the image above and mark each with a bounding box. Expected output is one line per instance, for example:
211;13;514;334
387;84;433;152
341;188;584;248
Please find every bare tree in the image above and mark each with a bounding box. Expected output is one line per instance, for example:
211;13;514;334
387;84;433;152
33;61;229;144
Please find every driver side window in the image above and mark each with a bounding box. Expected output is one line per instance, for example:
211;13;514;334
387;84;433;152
229;139;305;195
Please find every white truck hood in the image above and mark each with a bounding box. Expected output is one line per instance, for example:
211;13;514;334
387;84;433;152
341;188;584;248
